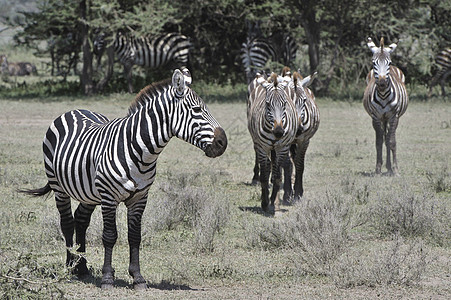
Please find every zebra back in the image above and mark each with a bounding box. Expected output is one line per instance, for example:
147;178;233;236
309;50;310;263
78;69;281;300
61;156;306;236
114;32;191;69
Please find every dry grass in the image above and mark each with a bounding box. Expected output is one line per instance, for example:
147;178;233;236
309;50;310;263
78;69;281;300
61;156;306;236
0;94;450;299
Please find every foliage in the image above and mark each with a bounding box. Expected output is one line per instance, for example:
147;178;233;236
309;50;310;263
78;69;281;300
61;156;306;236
3;0;451;95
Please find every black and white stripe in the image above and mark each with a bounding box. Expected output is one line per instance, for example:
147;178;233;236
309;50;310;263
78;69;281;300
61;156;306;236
429;47;450;97
247;73;297;212
95;32;191;93
20;68;227;290
281;68;320;202
363;37;408;175
240;31;297;84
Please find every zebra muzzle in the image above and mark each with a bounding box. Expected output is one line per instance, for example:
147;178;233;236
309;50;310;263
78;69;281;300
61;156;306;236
273;122;284;140
205;127;227;158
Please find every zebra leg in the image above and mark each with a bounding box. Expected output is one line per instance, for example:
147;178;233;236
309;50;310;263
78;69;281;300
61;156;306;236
251;150;260;185
73;203;96;277
101;201;118;289
387;117;399;175
282;145;295;205
270;148;290;210
55;192;76;270
126;197;148;290
372;118;384;174
293;141;310;202
258;151;271;212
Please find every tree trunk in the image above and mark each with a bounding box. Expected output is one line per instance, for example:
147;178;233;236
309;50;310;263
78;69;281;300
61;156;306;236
95;46;115;92
79;0;93;95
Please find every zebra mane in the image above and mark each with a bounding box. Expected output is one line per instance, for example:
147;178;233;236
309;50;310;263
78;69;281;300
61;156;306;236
128;79;172;116
293;72;303;86
269;73;279;87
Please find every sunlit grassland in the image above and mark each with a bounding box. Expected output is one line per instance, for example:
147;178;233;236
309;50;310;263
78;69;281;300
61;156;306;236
0;89;449;299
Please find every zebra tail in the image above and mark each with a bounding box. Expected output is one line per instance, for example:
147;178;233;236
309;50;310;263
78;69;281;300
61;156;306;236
18;183;52;198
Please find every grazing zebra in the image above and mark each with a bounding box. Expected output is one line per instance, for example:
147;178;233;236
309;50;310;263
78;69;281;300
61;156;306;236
95;32;191;93
281;67;320;203
20;68;227;290
429;47;451;98
363;37;408;175
240;28;297;84
247;72;297;212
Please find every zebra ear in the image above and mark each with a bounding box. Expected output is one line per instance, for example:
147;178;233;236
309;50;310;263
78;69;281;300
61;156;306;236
387;43;397;53
256;74;268;87
172;69;186;96
300;72;318;88
367;37;379;54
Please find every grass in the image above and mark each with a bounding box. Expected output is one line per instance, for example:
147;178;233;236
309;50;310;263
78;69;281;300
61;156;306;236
0;84;450;299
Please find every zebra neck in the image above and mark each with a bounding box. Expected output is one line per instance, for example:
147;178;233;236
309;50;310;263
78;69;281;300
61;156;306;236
375;80;393;101
127;100;173;165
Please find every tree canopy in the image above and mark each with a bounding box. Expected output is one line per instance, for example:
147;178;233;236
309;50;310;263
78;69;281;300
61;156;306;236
10;0;451;95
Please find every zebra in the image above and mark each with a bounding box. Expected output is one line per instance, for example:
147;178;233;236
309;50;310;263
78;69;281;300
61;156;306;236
241;37;277;84
240;24;297;84
281;67;320;203
247;72;297;212
429;47;451;98
95;32;191;93
363;37;408;175
19;68;227;290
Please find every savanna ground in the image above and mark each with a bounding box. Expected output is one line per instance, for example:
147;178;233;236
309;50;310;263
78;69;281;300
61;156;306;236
0;74;450;299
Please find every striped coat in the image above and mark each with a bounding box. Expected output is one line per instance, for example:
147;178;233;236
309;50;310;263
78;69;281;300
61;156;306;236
247;73;297;212
111;32;191;93
363;37;408;175
282;69;320;202
21;68;227;290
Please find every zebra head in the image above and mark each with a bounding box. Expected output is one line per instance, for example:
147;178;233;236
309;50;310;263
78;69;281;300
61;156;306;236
257;73;289;140
367;37;397;90
171;68;227;158
292;71;317;135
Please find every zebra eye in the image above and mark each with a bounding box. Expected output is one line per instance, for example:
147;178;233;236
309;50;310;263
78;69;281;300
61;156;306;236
192;106;202;113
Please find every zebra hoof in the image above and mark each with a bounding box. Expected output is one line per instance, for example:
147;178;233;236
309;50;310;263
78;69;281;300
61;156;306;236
133;282;147;291
101;275;114;290
251;179;259;186
101;282;114;290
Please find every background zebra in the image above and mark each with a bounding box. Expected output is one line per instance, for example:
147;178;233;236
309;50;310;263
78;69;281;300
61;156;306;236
281;68;320;203
247;72;297;212
363;37;408;175
20;68;227;290
429;47;451;98
240;23;298;84
94;32;191;93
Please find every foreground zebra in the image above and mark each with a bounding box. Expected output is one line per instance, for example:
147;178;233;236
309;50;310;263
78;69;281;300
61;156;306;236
429;47;451;98
95;32;191;93
20;68;227;290
363;37;408;175
247;73;297;212
281;67;320;202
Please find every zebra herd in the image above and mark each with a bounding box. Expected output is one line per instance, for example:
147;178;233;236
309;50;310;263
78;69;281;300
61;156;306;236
18;34;436;290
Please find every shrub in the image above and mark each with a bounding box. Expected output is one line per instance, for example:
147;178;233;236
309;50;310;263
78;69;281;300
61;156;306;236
243;192;352;276
332;235;428;288
368;186;450;246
